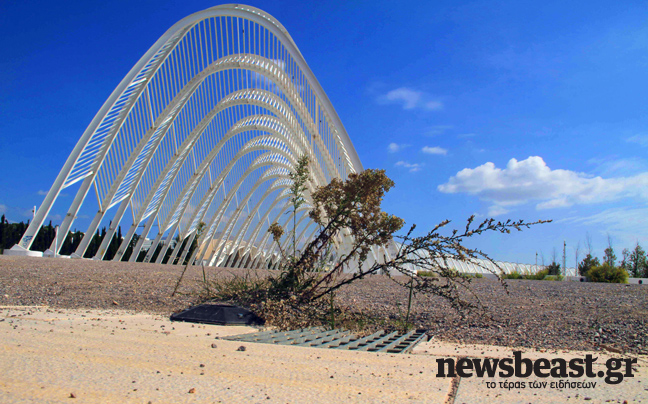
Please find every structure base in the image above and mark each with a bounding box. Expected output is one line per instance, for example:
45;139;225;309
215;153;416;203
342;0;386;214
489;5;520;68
4;245;43;258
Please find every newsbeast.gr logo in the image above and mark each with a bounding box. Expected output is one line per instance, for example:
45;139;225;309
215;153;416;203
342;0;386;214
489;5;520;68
436;351;637;385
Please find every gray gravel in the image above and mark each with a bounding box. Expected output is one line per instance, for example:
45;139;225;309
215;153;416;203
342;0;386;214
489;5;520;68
0;256;203;314
336;274;648;355
1;255;646;354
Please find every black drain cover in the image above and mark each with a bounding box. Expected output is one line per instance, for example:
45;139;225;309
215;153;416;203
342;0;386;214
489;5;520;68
170;304;264;326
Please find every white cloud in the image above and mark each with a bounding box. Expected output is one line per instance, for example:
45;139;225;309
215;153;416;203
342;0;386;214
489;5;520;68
384;88;420;109
388;143;409;153
457;133;477;138
0;204;37;221
395;161;424;173
421;146;447;155
627;135;648;147
37;189;67;198
378;87;443;111
426;125;453;136
488;205;510;217
438;156;648;214
565;207;648;248
587;156;648;176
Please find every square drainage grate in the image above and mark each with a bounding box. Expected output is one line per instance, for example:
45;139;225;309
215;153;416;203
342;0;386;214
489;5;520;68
223;327;428;354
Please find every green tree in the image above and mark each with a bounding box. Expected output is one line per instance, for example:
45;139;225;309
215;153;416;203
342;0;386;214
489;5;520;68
104;226;122;260
627;243;647;278
122;234;139;262
620;248;630;271
0;214;5;252
587;263;628;283
60;229;83;256
603;236;617;267
1;220;30;250
578;254;600;277
84;227;105;258
32;220;55;252
546;262;561;276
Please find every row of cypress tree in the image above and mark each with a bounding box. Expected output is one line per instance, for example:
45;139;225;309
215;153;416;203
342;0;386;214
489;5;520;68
0;215;132;260
0;215;199;264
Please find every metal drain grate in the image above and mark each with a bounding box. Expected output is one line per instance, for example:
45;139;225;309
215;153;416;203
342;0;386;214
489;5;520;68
224;327;428;354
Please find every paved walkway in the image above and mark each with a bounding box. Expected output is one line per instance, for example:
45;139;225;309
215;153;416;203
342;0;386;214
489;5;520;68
1;306;646;403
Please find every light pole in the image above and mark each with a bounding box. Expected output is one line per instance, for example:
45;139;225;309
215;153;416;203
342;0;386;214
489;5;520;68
563;241;567;276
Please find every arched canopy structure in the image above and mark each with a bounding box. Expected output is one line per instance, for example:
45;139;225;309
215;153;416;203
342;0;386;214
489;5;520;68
13;4;364;268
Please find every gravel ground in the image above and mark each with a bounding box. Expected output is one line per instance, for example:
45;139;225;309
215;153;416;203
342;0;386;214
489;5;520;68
1;255;646;355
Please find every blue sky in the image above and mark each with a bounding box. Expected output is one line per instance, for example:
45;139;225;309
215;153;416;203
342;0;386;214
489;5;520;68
1;0;647;266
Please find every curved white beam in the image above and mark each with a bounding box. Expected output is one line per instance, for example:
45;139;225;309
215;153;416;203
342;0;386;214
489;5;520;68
110;88;323;261
116;117;303;262
14;5;365;270
215;178;293;267
207;172;295;267
144;145;298;263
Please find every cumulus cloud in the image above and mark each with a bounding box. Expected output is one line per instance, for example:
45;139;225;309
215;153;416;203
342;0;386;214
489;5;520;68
438;156;648;213
395;161;424;173
421;146;447;155
378;87;443;111
384;88;420;109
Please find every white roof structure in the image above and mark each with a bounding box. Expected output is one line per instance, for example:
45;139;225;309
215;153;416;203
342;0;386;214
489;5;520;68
12;5;364;268
427;256;576;276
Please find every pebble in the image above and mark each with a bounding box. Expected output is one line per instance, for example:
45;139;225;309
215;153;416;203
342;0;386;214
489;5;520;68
1;256;646;354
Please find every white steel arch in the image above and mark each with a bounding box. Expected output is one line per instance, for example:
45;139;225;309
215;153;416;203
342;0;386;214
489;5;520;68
14;4;366;268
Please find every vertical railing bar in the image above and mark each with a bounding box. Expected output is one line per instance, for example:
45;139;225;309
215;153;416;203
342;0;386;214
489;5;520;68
179;36;186;96
188;27;195;84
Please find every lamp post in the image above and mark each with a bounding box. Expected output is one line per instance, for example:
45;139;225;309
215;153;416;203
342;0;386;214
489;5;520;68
563;241;567;276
